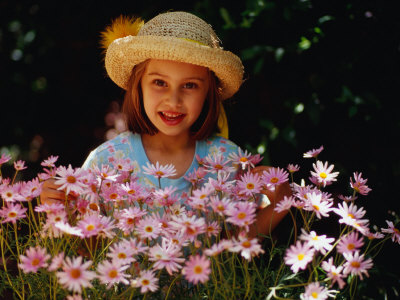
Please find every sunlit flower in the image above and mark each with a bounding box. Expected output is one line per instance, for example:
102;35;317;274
76;213;102;238
56;256;96;294
107;241;136;265
333;202;369;234
169;214;206;241
287;163;300;173
54;221;84;238
143;161;177;179
18;246;50;273
184;167;207;186
202;153;234;174
299;229;334;255
337;231;364;254
303;146;324;158
350;172;372;196
343;251;373;280
96;259;130;287
303;191;333;219
228;147;257;170
209;195;234;216
284;241;315;273
48;252;65;272
0;153;12;165
148;238;185;275
381;220;400;244
135;216;162;240
133;269;159;293
117;207;147;234
310;161;339;187
182;255;210;285
0;184;25;202
300;281;337;300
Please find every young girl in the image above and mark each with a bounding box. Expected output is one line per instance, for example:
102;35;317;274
40;11;291;238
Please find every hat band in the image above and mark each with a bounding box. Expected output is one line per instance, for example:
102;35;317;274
179;38;208;47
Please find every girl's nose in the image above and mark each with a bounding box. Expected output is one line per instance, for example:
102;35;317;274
165;88;182;108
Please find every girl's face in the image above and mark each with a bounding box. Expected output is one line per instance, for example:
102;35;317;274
141;59;209;139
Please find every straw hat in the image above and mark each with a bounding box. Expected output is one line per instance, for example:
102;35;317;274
102;11;244;100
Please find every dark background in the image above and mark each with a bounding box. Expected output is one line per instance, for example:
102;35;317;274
1;0;399;297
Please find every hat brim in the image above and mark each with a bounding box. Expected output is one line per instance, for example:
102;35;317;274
105;35;243;100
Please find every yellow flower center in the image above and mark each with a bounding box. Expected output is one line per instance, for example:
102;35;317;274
270;177;279;184
117;253;127;259
108;269;118;278
127;218;135;225
240;157;248;162
128;189;136;195
31;258;40;266
8;212;17;218
348;213;355;219
297;253;305;261
246;183;255;190
241;241;251;248
89;203;99;211
351;261;360;268
70;268;81;279
142;279;150;286
194;265;203;274
86;224;95;231
214;164;223;170
313;205;320;211
6;192;13;198
311;292;319;298
347;243;355;250
319;172;327;179
312;236;319;241
67;176;76;184
237;212;247;220
110;193;118;199
156;171;164;176
217;205;225;212
145;226;153;233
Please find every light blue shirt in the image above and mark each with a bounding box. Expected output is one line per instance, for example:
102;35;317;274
82;132;240;196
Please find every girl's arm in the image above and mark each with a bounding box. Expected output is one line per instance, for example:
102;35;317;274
248;166;292;239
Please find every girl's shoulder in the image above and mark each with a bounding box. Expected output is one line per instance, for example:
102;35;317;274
82;131;136;169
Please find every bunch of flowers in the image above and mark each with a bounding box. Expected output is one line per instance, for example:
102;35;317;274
0;147;398;299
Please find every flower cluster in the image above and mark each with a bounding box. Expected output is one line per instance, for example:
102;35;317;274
0;147;398;299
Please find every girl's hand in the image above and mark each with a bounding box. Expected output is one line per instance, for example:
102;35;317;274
40;179;76;205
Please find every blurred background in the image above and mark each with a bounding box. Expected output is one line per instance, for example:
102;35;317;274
1;0;399;297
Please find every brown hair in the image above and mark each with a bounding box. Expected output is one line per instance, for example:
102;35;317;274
122;60;222;140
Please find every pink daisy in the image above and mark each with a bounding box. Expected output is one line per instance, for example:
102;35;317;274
0;203;27;224
303;146;324;158
169;214;206;241
209;195;234;216
54;222;84;238
236;171;263;196
107;241;136;265
381;220;400;244
55;165;88;195
205;221;221;237
228;147;257;170
284;241;315;274
135;216;162;240
148;238;185;275
142;161;177;179
303;191;333;219
350;172;372;196
0;184;25;202
41;155;59;168
76;213;102;238
184;167;207;186
262;167;289;190
274;195;295;213
48;252;65;272
343;251;373;280
287;163;300;173
14;160;27;171
337;231;364;254
300;282;337;300
56;256;96;294
96;259;130;287
18;246;50;273
321;257;346;289
152;186;179;207
0;153;12;165
182;255;211;285
134;269;159;293
19;178;43;201
203;153;234;174
225;201;257;231
229;235;265;260
117;207;147;234
204;239;233;256
310;161;339;187
333;202;370;234
337;194;358;202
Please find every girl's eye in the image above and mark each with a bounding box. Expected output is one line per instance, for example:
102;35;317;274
154;79;167;87
183;82;198;89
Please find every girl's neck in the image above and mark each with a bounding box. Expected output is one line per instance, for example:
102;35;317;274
141;132;196;179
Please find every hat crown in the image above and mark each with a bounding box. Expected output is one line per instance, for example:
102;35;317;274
138;11;221;48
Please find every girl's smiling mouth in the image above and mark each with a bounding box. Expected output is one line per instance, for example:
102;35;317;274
159;111;186;125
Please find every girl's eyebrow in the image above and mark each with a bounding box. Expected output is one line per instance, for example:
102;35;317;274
147;72;205;82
